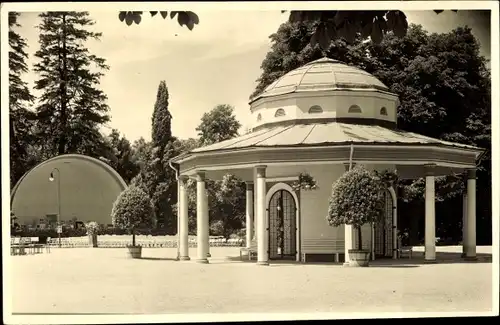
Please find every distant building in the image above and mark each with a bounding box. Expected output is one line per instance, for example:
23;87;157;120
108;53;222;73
11;154;127;226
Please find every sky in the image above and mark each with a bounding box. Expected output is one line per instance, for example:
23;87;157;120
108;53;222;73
14;9;492;142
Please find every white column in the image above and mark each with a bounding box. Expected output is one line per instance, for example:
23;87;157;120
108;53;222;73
343;164;354;266
465;168;477;260
462;192;468;257
371;222;375;261
196;171;209;264
245;182;254;248
255;165;269;265
205;187;211;258
390;187;398;259
253;169;258;241
424;164;436;262
179;176;190;261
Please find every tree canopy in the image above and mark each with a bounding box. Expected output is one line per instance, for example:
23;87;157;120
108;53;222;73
131;80;178;232
117;10;457;49
196;104;242;147
32;12;111;157
9;12;36;187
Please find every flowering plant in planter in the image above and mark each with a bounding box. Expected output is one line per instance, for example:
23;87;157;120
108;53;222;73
85;221;99;236
85;221;99;247
291;173;318;191
326;165;385;260
111;186;154;251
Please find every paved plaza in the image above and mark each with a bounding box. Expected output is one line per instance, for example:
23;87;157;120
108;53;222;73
11;246;493;315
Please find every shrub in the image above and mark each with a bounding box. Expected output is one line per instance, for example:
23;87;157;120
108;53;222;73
111;186;154;246
85;221;99;236
209;220;225;236
326;165;385;250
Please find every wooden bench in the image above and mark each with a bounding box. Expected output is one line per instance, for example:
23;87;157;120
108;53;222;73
301;239;345;263
239;240;257;261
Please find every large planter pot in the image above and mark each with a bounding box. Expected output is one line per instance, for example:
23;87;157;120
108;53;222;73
88;234;98;247
348;249;371;267
127;245;142;259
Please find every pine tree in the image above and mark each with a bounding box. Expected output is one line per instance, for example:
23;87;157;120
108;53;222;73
9;12;36;187
32;12;110;157
132;81;178;232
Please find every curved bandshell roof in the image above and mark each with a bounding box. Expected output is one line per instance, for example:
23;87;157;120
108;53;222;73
252;58;389;101
11;154;127;226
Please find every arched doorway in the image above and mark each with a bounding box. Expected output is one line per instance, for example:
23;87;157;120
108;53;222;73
268;189;297;260
374;189;394;258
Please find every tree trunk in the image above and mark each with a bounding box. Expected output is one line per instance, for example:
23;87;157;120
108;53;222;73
58;13;68;155
132;228;136;247
357;226;363;250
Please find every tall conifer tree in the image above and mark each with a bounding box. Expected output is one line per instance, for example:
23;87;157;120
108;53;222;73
33;12;110;157
132;81;177;232
9;12;36;187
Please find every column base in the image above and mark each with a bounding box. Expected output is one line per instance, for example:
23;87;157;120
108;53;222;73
424;259;437;264
256;261;269;266
461;252;466;258
342;262;350;267
179;256;191;261
464;256;477;261
207;252;211;258
196;259;209;264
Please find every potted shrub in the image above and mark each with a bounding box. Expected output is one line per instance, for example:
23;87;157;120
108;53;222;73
86;221;99;247
111;186;154;259
326;165;385;267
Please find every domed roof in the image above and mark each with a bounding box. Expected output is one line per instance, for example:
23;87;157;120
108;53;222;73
253;58;389;101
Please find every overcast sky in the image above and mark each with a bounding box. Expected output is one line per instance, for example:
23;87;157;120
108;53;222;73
14;9;492;142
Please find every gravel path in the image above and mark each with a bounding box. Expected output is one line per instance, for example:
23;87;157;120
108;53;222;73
10;246;493;315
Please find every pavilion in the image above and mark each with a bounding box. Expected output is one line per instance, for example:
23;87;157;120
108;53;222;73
170;58;485;265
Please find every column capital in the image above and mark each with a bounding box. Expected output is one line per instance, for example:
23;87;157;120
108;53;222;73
424;164;436;177
179;175;189;185
195;171;206;182
255;165;267;178
246;182;254;190
466;168;476;180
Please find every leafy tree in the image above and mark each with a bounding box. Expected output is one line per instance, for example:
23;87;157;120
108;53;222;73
102;129;140;184
196;104;242;146
118;10;456;49
284;10;457;48
111;186;154;247
118;11;199;29
9;12;37;187
131;81;177;232
327;165;385;250
131;137;153;169
32;12;110;158
171;108;246;238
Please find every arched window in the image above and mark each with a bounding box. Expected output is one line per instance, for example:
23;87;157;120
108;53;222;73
257;113;262;121
308;105;323;114
380;107;388;116
274;108;286;117
348;105;362;113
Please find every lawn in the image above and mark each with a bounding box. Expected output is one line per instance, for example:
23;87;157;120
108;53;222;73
8;245;494;318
